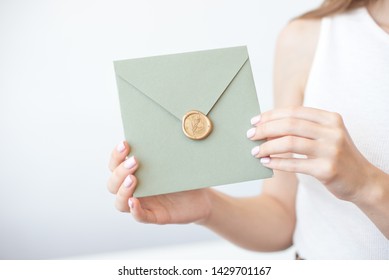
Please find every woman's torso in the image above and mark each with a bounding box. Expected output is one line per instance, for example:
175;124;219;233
293;7;389;259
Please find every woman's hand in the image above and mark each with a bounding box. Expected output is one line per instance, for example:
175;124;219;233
248;106;377;202
107;141;213;224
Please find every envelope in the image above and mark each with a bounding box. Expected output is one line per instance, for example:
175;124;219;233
114;46;273;197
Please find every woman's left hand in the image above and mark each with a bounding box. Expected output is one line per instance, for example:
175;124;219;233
247;106;376;202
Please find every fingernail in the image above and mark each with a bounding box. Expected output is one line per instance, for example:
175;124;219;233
260;157;271;164
128;198;134;209
124;156;136;169
251;115;261;125
251;146;260;157
116;141;126;153
123;175;133;188
246;128;256;138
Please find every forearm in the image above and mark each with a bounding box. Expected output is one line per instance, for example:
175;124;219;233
353;166;389;239
197;189;295;252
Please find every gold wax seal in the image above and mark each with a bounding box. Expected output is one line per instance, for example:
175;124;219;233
182;110;213;140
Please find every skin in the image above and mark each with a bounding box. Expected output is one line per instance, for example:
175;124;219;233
368;0;389;33
107;0;389;252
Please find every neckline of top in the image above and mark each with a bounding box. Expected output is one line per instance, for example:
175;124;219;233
359;6;389;44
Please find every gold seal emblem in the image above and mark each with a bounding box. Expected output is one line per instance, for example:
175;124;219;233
182;110;213;140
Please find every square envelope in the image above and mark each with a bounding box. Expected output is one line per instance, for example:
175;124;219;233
114;46;273;197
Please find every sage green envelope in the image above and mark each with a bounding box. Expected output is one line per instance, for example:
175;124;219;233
114;46;273;197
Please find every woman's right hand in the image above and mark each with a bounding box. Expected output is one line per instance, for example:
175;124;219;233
107;141;214;225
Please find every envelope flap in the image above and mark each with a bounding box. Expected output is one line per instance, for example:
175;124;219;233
114;46;249;120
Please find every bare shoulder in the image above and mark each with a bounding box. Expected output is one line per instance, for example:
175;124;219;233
277;19;321;53
274;18;321;107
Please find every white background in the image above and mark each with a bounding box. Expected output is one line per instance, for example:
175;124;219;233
0;0;321;259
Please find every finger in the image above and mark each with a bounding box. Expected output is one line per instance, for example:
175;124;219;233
258;107;340;126
107;156;139;194
115;175;137;212
250;115;261;125
108;141;131;172
129;197;158;224
252;136;318;158
260;156;321;176
247;118;327;141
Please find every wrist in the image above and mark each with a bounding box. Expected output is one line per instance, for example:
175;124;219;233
194;188;228;227
352;165;389;208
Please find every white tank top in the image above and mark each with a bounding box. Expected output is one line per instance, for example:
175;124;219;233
293;7;389;259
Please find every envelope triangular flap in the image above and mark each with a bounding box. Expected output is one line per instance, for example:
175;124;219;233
114;46;249;120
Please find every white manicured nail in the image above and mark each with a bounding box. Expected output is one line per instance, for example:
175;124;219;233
260;157;271;164
250;115;261;125
123;175;133;188
251;146;260;157
246;128;256;138
128;198;134;209
124;156;136;169
116;141;125;153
